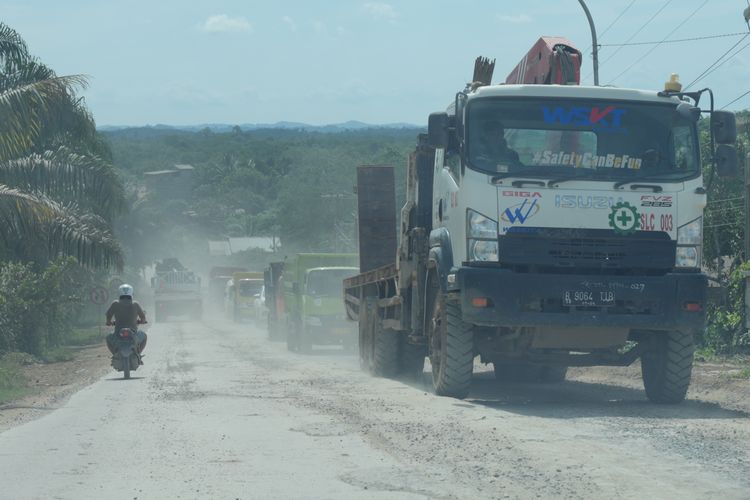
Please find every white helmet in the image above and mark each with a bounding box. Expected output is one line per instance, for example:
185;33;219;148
119;284;134;298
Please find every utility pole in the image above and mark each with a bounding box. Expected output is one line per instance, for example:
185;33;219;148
578;0;599;85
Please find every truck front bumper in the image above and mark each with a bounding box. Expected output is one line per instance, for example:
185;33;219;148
454;267;706;331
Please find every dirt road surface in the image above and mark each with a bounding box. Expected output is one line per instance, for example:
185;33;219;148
0;321;748;499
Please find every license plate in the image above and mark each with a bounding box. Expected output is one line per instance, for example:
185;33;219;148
563;290;616;307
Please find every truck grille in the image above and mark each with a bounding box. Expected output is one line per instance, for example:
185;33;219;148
498;228;675;273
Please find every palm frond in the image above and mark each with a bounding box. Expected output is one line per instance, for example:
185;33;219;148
0;74;89;161
47;202;124;270
0;23;30;69
0;185;123;269
0;147;127;219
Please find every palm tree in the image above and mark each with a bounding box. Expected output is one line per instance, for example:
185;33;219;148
0;22;125;269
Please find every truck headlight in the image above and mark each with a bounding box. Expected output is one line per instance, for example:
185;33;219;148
676;217;702;268
467;209;498;262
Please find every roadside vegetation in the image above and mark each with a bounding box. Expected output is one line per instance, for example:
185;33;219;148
0;23;125;399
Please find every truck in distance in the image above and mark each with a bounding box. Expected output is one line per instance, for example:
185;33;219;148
264;261;286;341
344;37;738;403
152;258;203;322
225;271;263;322
283;253;359;353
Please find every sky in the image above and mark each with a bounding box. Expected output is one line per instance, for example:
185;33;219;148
4;0;750;127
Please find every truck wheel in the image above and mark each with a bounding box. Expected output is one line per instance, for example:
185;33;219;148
641;330;694;404
359;296;376;371
372;324;399;377
398;335;425;380
539;365;568;383
285;319;297;352
299;323;313;354
428;287;474;399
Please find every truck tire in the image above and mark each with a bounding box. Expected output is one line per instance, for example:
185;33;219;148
539;365;568;383
299;323;313;354
428;287;474;399
358;296;376;371
285;319;297;352
641;330;694;404
398;335;425;380
372;325;399;377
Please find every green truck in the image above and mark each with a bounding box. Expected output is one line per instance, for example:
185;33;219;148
283;253;359;353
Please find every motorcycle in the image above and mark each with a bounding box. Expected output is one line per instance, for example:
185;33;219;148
109;320;146;379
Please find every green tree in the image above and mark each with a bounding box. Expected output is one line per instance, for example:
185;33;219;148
0;23;124;269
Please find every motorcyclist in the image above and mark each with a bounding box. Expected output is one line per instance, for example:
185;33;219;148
105;284;148;357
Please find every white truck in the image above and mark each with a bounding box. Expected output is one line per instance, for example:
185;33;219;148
152;258;203;322
344;38;738;403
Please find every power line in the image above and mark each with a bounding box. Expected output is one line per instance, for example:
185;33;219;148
599;31;748;47
692;37;750;88
722;88;750;109
685;32;750;90
609;0;708;84
685;33;750;90
582;0;637;54
596;0;674;69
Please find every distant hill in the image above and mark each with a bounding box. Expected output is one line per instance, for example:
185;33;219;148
98;120;421;133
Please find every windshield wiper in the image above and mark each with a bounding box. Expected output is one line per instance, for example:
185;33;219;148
613;172;675;190
510;179;546;188
546;170;595;188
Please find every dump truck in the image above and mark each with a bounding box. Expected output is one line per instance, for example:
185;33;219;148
343;37;738;403
152;258;202;322
225;271;264;322
283;253;359;353
264;261;286;340
208;266;247;308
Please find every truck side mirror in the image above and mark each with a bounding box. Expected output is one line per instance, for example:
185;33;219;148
715;144;739;178
712;110;737;144
676;102;700;122
428;112;449;148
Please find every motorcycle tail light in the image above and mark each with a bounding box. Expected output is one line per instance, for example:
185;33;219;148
120;330;131;337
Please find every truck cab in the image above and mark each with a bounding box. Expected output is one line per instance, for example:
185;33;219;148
424;79;737;401
345;40;738;403
283;253;359;353
225;271;263;322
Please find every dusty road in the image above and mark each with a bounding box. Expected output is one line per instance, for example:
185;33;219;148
0;321;749;499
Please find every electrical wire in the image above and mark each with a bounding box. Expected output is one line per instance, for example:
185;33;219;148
582;0;637;54
608;0;708;84
599;31;748;47
685;33;750;90
595;0;674;69
721;88;750;109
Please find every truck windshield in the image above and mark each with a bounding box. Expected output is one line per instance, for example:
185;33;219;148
466;98;699;181
306;269;357;297
239;281;263;297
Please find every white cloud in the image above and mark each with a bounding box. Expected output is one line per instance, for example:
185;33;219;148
497;14;532;24
363;2;398;22
200;14;252;33
282;16;297;32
